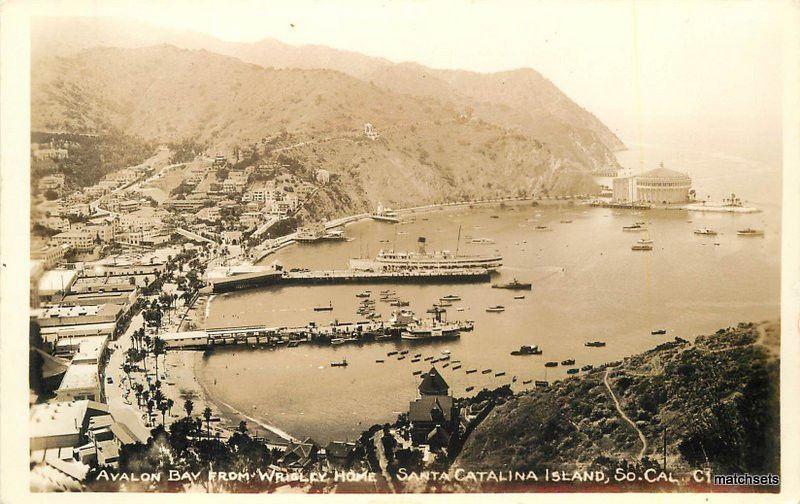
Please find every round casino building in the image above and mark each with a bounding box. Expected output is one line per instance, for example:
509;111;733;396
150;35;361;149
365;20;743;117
612;163;693;204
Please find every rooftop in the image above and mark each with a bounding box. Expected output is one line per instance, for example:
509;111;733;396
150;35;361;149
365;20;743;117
418;367;449;396
37;269;78;294
29;400;108;439
409;395;454;423
57;363;99;391
640;166;691;180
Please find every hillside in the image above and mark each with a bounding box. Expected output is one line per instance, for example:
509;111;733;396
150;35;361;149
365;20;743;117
32;17;623;172
455;322;780;481
32;45;598;210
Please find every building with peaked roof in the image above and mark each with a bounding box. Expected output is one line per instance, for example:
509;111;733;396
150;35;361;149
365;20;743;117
408;367;459;445
612;163;693;204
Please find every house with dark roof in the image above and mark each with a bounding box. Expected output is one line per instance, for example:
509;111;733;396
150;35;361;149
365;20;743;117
408;367;459;445
324;441;356;469
278;437;319;469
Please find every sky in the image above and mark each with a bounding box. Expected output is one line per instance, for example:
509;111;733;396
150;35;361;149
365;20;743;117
27;0;790;154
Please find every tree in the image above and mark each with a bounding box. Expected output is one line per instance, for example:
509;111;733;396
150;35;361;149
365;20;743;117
203;407;213;439
152;336;167;380
43;189;59;200
158;400;169;426
238;421;248;435
184;399;194;418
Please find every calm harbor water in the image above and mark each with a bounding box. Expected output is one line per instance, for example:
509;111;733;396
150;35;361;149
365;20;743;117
198;144;781;444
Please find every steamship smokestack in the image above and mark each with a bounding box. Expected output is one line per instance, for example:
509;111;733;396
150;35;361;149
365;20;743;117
417;237;426;254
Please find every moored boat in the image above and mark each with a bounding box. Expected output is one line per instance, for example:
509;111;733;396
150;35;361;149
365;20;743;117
486;305;505;313
694;228;718;236
581;364;594;371
481;369;492;374
491;279;533;290
567;368;579;375
535;380;549;387
330;359;348;367
737;228;765;236
544;361;558;367
511;345;542;356
561;359;575;365
585;341;606;347
651;329;667;335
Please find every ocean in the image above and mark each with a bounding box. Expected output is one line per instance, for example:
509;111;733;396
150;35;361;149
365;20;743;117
197;141;781;444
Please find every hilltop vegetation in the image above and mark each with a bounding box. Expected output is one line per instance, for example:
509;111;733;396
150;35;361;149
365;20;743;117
32;45;599;210
456;322;780;478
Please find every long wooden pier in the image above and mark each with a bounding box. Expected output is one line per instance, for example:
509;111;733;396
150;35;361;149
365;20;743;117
161;318;474;350
210;268;491;292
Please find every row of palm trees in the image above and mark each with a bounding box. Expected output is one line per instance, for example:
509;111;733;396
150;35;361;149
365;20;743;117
182;398;216;439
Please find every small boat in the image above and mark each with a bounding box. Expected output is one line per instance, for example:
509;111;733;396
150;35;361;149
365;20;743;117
535;380;549;387
397;355;406;360
387;351;398;356
439;354;451;361
490;215;500;219
288;341;300;348
581;364;594;371
631;239;653;251
413;353;422;358
514;295;526;300
413;370;422;376
465;386;475;392
694;228;718;236
440;294;461;302
737;228;765;236
391;300;410;307
330;359;348;367
442;363;450;368
424;356;434;361
466;369;477;374
522;379;533;385
561;359;575;365
375;359;384;363
452;364;462;370
441;349;451;355
560;220;573;224
651;329;667;335
331;338;346;345
356;292;371;298
511;345;542;356
585;341;606;347
481;369;492;374
492;279;532;290
495;371;506;377
534;225;550;231
436;301;453;308
314;302;334;311
451;359;461;364
567;368;579;375
470;238;495;244
400;350;409;355
411;358;420;363
486;305;506;313
544;361;558;367
623;224;646;232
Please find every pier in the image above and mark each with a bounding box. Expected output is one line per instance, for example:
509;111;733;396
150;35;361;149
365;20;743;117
161;318;474;350
209;268;491;293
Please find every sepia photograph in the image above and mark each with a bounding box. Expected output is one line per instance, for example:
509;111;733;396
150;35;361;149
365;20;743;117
2;0;799;499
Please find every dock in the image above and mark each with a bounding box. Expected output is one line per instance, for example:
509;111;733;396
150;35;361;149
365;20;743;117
160;318;474;350
209;268;491;293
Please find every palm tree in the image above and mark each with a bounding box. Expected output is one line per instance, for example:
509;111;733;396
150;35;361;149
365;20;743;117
166;398;174;418
184;399;194;418
158;400;169;426
203;406;213;439
152;337;167;380
237;421;248;435
122;362;132;384
146;399;155;426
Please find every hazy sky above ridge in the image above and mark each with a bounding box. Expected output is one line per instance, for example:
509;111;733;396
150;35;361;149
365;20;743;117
28;0;788;153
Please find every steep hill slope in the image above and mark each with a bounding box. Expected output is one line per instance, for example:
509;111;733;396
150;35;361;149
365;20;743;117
33;45;596;210
455;322;780;478
32;17;623;171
